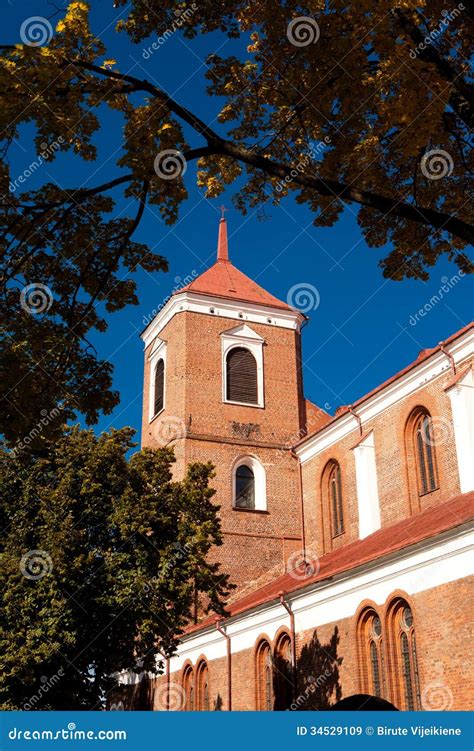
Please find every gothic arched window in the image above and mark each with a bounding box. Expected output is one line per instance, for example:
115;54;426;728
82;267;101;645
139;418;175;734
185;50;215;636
256;641;273;711
273;633;293;710
358;609;385;698
196;661;210;711
153;358;165;416
412;410;438;495
182;666;194;711
322;460;344;538
386;600;421;710
226;347;258;405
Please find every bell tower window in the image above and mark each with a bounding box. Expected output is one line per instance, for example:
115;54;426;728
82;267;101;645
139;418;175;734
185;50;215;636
221;324;264;408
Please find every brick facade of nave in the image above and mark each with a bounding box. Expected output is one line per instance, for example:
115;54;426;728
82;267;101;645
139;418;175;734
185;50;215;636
114;222;473;712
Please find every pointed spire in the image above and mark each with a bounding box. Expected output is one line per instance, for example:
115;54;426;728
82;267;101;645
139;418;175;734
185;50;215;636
217;213;229;262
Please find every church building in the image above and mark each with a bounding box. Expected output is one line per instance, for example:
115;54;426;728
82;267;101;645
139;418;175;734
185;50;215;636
118;218;474;711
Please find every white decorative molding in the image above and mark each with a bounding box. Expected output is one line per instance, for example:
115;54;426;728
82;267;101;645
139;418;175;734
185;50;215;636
141;291;303;349
221;324;265;408
446;367;474;493
155;525;473;675
148;338;167;422
296;328;474;464
232;455;267;511
352;431;381;539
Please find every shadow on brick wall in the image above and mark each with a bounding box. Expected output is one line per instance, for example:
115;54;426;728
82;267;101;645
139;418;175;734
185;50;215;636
293;627;343;710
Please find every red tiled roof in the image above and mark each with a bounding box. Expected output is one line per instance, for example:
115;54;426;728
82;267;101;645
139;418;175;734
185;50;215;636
185;491;473;635
295;321;474;449
176;218;294;312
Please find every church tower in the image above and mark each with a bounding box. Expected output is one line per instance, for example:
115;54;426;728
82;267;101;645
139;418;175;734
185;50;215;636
141;218;307;589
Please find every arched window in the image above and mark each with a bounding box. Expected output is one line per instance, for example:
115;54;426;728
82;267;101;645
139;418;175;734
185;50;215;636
256;641;273;711
235;465;255;509
233;456;267;511
153;358;165;416
196;661;210;711
273;634;293;710
358;609;385;698
412;410;438;495
182;666;194;711
226;347;258;405
322;460;344;538
386;600;421;710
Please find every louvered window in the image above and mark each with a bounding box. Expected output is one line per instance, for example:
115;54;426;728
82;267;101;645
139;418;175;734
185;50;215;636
154;359;164;415
226;347;258;404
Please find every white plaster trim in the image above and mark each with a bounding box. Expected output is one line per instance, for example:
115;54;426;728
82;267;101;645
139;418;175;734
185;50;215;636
141;291;302;348
297;328;474;464
232;455;267;511
352;430;381;539
221;326;264;408
148;339;166;423
446;367;474;493
159;526;473;674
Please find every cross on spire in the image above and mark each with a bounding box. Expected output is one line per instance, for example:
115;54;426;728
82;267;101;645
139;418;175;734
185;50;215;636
218;204;228;220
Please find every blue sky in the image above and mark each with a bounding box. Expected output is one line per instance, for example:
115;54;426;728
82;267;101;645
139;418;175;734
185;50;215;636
6;1;473;445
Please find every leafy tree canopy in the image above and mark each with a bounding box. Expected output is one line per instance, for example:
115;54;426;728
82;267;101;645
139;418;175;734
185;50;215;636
0;426;232;709
1;1;472;443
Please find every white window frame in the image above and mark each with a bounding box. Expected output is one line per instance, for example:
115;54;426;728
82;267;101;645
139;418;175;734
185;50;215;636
232;455;267;511
148;338;167;422
221;324;264;408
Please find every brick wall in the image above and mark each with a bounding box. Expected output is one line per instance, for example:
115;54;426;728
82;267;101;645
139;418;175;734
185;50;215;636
114;577;472;711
